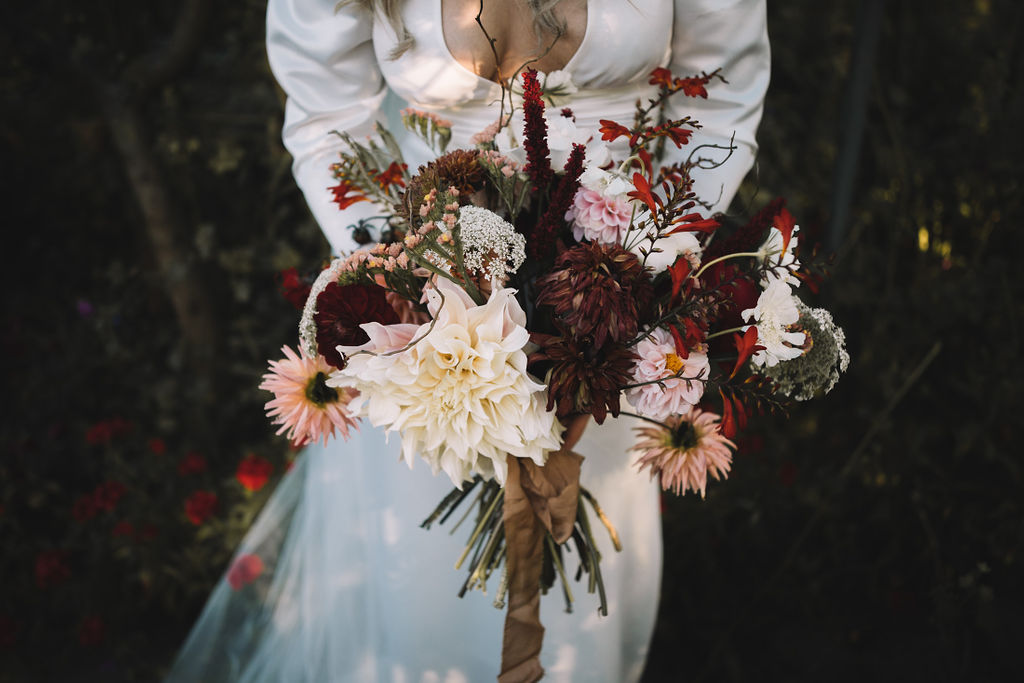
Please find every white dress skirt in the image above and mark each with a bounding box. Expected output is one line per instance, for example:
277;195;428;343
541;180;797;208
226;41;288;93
166;1;769;680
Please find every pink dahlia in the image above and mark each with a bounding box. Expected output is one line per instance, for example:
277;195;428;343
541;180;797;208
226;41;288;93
625;327;710;421
260;345;358;447
632;410;736;497
566;188;634;244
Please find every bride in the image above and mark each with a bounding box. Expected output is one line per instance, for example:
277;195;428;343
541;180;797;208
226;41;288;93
166;1;768;681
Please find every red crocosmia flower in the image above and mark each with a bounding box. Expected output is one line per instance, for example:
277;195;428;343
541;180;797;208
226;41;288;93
628;172;660;215
682;318;706;349
658;124;692;148
668;213;719;235
676;76;709;98
669;324;689;359
147;437;166;455
648;67;673;88
329;180;369;210
236;454;273;493
598;119;630;143
773;206;797;254
718;390;738;439
374;161;407;190
93;481;126;512
111;521;134;538
227;554;265;590
177;451;207;476
184;491;218;526
731;327;765;379
35;550;71;589
77;616;104;647
668;257;692;304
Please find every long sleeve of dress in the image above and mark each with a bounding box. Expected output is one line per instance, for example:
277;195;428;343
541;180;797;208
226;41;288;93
266;0;389;254
667;0;770;213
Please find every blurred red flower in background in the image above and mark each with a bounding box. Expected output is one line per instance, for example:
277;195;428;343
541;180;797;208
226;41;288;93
236;454;273;493
227;554;264;590
184;491;217;525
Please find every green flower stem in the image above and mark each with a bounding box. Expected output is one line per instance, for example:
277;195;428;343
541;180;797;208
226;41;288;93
580;488;623;553
448;482;489;535
546;534;575;612
455;488;504;570
468;520;505;592
492;562;510;609
705;325;748;340
576;500;608;616
693;251;762;279
618;410;671;429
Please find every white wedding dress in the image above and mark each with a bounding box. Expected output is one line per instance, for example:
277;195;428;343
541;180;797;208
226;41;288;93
166;1;768;681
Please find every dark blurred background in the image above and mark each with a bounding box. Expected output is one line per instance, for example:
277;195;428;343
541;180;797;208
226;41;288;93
1;1;1022;681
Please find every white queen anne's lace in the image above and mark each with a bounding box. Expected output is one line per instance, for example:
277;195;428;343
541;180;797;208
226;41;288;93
457;206;526;283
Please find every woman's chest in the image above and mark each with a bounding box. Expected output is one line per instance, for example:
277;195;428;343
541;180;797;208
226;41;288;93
374;0;674;107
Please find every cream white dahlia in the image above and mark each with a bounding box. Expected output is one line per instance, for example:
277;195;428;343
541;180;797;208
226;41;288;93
328;278;562;486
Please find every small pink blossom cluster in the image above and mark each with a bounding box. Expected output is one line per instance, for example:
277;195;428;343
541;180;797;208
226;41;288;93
480;149;518;178
367;241;410;272
471;116;509;145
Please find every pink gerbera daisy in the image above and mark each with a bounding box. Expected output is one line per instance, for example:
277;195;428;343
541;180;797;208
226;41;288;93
632;410;736;497
260;345;358;447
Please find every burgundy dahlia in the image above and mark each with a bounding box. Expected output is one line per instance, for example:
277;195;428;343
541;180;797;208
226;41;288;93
534;328;635;424
430;149;485;195
536;242;653;348
314;282;400;369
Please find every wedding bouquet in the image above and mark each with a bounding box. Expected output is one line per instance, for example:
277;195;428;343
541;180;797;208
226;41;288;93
261;67;848;678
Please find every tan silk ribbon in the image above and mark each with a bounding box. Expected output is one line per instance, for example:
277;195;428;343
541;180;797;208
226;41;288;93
497;449;583;683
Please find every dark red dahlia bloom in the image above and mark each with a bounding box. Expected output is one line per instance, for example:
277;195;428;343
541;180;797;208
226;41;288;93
536;242;653;348
533;329;634;424
429;149;485;195
314;282;400;369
